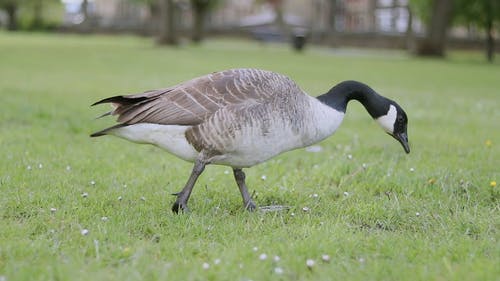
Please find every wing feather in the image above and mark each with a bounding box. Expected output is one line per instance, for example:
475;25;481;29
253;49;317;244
92;68;297;127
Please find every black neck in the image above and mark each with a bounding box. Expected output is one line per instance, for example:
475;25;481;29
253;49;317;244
317;80;389;118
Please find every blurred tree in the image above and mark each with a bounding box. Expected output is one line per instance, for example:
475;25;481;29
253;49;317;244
412;0;454;57
255;0;289;38
405;4;414;50
28;0;61;30
157;0;178;45
131;0;160;32
268;0;289;38
0;0;19;30
81;0;88;22
190;0;218;43
0;0;60;30
326;0;337;46
454;0;499;62
31;0;45;29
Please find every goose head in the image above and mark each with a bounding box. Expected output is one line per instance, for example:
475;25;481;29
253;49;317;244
376;101;410;153
318;80;410;154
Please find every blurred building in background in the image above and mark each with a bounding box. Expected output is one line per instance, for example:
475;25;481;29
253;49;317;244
60;0;419;35
62;0;152;32
53;0;494;50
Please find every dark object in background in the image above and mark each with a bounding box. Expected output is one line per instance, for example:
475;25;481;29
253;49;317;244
292;28;307;51
292;33;306;51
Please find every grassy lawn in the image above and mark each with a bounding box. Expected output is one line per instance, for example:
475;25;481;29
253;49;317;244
0;32;499;281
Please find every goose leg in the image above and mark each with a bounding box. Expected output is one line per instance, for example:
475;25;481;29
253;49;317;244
233;168;256;211
172;159;206;213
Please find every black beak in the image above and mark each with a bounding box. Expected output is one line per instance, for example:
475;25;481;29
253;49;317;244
393;132;410;154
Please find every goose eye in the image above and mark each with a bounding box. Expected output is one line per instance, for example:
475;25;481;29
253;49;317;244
397;116;404;122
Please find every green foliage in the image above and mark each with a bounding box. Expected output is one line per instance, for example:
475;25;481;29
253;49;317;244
453;0;500;27
19;0;64;30
0;0;63;30
0;33;499;281
411;0;500;30
0;0;16;7
190;0;219;12
409;0;433;23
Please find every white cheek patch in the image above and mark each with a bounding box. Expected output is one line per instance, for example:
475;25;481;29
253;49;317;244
376;104;397;134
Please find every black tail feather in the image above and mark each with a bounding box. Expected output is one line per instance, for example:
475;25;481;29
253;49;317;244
90;124;127;137
95;111;112;119
91;95;148;106
91;94;153;138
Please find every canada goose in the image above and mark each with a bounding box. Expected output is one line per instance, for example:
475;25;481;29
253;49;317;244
91;68;409;213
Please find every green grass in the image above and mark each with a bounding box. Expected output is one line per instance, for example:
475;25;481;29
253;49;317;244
0;32;499;281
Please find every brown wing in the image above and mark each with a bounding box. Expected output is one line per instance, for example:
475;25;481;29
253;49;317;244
93;69;286;127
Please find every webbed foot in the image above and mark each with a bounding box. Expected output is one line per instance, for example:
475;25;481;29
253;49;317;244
245;200;257;212
171;200;190;214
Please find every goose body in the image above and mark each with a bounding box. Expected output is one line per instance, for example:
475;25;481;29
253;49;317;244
91;68;409;212
108;93;343;168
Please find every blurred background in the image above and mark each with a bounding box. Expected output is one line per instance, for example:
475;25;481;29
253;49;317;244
0;0;498;61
